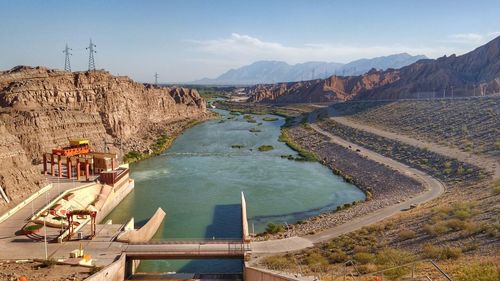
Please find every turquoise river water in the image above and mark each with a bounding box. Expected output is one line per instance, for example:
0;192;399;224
105;109;365;273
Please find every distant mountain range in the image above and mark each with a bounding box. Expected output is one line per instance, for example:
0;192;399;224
247;36;500;103
192;53;427;85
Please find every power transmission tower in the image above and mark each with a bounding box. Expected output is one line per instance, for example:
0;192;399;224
86;39;97;71
154;72;159;85
63;43;72;71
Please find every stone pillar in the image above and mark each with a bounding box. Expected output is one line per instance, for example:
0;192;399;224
85;160;90;182
111;157;116;171
67;157;72;179
58;155;62;178
50;154;55;177
43;154;47;175
76;159;81;181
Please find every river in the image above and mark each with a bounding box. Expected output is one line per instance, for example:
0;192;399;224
105;109;365;273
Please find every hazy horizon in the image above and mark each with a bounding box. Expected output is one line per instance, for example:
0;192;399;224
1;0;499;83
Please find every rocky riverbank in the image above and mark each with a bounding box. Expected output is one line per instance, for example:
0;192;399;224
255;124;425;240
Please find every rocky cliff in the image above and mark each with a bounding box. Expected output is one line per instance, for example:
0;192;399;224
0;66;207;209
248;36;500;103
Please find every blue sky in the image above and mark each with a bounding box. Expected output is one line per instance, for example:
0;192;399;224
1;0;499;82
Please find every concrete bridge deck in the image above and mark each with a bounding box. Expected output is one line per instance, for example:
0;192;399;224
124;240;249;259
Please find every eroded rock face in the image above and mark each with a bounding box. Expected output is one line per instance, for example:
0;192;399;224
248;36;500;103
0;66;207;208
247;71;400;103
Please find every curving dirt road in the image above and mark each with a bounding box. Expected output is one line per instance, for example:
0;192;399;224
251;122;445;254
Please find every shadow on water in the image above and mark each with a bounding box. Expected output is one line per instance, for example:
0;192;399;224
177;204;244;273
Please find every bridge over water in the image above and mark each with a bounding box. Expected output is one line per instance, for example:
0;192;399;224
124;240;249;260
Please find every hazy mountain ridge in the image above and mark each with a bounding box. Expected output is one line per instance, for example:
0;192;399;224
192;53;426;85
247;36;500;103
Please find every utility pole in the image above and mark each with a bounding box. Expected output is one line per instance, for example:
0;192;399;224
86;39;97;71
154;72;159;85
63;43;72;71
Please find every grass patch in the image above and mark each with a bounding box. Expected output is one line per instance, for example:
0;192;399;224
258;145;274;152
265;223;285;234
422;244;462;260
279;128;318;161
231;144;245;149
398;229;416;240
263;117;279;121
454;262;499;281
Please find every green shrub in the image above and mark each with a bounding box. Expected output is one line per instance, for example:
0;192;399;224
453;209;471;220
328;249;348;263
422;243;441;259
445;219;466;231
261;255;292;269
263;117;279;121
422;244;462;260
356;263;377;274
304;252;328;267
442;246;462;260
353;252;375;264
375;248;415;266
424;222;449;236
231;144;244;149
258;145;274;152
491;179;500;195
454;262;499;281
40;258;57;268
265;223;285;234
398;229;416;240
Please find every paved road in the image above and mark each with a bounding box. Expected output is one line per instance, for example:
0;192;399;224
331;116;500;179
251;123;445;254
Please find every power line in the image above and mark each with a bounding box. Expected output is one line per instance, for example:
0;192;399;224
86;39;97;71
62;43;72;71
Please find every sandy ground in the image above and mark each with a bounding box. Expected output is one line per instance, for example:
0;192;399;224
0;261;92;281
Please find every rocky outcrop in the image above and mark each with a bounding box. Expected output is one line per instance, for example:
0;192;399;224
247;70;399;103
248;36;500;103
0;66;207;209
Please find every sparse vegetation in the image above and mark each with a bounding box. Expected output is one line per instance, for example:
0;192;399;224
258;145;274;151
398;229;416;240
231;144;244;149
265;223;285;234
279;127;318;161
263;117;279;121
454;262;499;281
318;119;487;184
329;98;500;157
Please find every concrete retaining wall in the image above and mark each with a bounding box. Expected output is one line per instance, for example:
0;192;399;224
85;253;126;281
0;184;53;224
241;192;250;242
244;266;310;281
116;207;166;243
96;179;134;223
